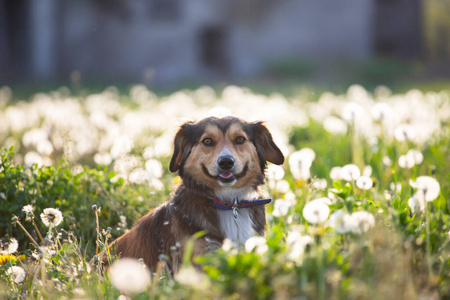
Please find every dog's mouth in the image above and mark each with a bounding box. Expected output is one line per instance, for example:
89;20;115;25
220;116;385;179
202;164;248;185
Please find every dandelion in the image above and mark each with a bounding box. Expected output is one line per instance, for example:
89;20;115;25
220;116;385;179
410;176;440;202
356;176;373;190
22;205;33;214
371;102;392;121
302;198;330;224
408;196;425;214
275;180;291;193
382;156;392;167
286;231;313;260
349;211;375;234
323;116;347;135
394;124;416;142
222;239;234;251
311;178;327;190
289;148;315;181
40;208;63;227
244;236;268;254
407;149;423;165
177;266;211;291
266;164;285;181
0;237;18;255
362;165;372;177
328;210;354;234
342;102;364;123
7;266;26;283
22;204;35;222
340;164;361;181
272;199;292;217
398;154;415;169
329;167;342;181
389;182;402;193
109;258;151;294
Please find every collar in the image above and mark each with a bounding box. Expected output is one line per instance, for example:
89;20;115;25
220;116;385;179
209;197;272;219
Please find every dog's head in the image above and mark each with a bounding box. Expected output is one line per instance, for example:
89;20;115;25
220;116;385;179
169;116;284;192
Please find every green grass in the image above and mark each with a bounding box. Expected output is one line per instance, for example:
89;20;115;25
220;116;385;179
0;83;449;299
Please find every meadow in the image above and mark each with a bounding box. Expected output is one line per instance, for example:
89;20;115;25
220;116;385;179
0;84;449;299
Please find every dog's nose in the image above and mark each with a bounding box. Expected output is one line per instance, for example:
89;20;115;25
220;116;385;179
218;156;235;170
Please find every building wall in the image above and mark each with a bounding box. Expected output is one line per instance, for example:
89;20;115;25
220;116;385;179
1;0;375;84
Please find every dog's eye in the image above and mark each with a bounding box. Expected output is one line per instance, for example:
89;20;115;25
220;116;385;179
202;138;214;146
235;136;246;145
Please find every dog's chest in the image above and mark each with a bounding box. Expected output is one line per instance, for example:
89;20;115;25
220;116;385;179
216;209;255;244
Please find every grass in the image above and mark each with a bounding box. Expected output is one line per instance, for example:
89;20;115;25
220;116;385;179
0;82;449;299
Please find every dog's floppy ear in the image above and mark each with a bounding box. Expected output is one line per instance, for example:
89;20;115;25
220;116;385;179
169;122;195;173
251;121;284;166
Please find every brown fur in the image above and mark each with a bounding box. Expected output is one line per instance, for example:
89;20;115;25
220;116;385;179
102;116;284;270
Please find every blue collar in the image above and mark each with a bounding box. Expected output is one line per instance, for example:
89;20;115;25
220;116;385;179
209;197;272;218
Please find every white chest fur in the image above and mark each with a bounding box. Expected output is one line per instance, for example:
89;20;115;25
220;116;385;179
215;188;259;244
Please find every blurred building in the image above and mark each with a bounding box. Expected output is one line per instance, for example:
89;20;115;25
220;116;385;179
0;0;424;85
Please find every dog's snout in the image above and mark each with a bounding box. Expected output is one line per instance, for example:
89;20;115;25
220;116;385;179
218;156;235;170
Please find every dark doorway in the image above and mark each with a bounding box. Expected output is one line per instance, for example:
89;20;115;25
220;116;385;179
374;0;422;58
200;26;228;75
0;0;30;81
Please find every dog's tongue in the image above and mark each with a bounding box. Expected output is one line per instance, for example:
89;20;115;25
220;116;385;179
219;171;234;179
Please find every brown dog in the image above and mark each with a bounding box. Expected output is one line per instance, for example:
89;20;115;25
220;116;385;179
104;116;284;270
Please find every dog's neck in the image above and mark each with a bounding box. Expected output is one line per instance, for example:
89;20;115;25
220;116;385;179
214;187;260;203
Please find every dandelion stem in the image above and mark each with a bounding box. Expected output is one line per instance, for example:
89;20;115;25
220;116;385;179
53;227;63;249
425;200;433;277
32;219;44;243
15;218;39;248
94;209;100;255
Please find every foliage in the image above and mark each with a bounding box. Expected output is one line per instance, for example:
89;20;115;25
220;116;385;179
0;84;449;299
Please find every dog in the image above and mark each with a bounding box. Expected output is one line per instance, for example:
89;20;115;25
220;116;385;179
103;116;284;270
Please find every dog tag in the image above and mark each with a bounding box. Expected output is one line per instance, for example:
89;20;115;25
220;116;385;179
232;199;239;219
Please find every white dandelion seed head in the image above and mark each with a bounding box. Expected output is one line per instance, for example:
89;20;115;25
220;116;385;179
109;258;151;294
272;199;292;217
323;116;348;135
93;152;112;166
382;156;392;167
266;164;285;181
275;180;291;194
222;238;235;251
389;182;402;193
340;164;361;181
40;208;63;227
286;231;313;261
342;102;364;123
284;192;297;206
176;266;211;290
329;167;343;181
145;159;163;179
328;210;355;234
244;236;268;255
311;178;327;190
406;149;423;165
394;124;416;142
371;102;393;121
22;205;34;214
289;149;315;181
349;211;375;234
410;176;440;202
356;176;373;190
398;154;415;169
0;237;18;255
302;198;330;224
408;196;425;214
7;266;26;283
362;165;372;177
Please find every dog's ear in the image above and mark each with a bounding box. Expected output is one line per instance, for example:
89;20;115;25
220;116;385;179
251;122;284;166
169;122;195;173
